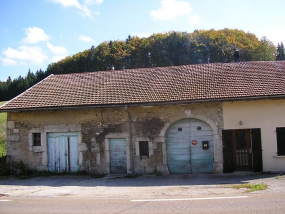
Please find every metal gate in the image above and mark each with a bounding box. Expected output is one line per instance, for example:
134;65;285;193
109;138;127;174
235;130;251;171
222;129;263;172
48;132;79;173
166;119;214;173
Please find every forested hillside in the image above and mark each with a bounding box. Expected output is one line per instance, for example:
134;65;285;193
0;28;282;102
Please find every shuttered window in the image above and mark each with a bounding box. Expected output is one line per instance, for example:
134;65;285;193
139;141;149;156
276;127;285;156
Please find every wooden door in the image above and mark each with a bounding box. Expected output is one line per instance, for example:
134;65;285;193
109;138;127;174
223;129;262;172
48;133;79;173
166;119;191;173
222;130;234;173
166;119;214;173
251;129;263;172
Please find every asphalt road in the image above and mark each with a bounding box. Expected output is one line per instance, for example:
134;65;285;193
1;193;285;214
0;173;285;213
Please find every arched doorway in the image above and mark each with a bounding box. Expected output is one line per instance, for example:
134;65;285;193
166;118;214;173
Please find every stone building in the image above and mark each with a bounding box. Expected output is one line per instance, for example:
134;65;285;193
1;61;285;174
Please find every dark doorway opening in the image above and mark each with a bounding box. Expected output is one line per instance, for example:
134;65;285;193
222;129;263;173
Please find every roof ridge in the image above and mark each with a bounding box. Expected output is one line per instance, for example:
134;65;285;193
50;62;225;77
1;61;285;111
51;60;281;77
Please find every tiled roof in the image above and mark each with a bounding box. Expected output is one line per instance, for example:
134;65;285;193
1;61;285;111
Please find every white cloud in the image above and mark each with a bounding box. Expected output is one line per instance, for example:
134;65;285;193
77;4;92;18
189;15;200;24
48;0;93;18
94;11;100;15
84;0;103;5
135;33;152;38
47;42;68;55
51;55;67;63
48;0;80;7
79;35;94;42
22;27;50;44
150;0;192;21
46;42;68;63
20;61;28;65
256;27;285;46
2;46;48;65
1;58;18;66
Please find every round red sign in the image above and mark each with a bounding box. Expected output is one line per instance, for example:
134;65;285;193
191;140;198;146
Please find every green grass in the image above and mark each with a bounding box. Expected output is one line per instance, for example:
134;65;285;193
233;183;268;193
0;101;7;157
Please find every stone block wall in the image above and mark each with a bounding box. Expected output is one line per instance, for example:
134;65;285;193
6;101;224;174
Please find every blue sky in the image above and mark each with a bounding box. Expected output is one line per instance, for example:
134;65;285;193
1;0;285;81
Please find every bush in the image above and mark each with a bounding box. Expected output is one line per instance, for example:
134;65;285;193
0;156;10;176
15;160;33;176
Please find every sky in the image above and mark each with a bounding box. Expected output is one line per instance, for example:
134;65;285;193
1;0;285;81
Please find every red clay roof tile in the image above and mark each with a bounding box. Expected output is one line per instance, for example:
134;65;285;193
1;61;285;110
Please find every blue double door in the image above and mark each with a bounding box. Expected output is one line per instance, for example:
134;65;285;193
47;133;79;173
166;119;214;173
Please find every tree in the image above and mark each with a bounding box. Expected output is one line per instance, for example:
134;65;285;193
253;37;276;61
0;29;279;102
0;82;8;101
276;42;285;61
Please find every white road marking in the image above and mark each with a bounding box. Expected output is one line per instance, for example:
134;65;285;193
131;196;248;202
0;200;12;202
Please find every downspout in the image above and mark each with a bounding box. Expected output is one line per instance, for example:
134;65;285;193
125;105;133;174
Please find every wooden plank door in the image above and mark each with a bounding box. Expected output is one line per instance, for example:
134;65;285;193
166;119;191;173
190;119;214;173
109;138;127;174
222;130;234;173
48;133;79;173
251;129;263;172
48;135;68;173
166;119;214;173
68;135;79;172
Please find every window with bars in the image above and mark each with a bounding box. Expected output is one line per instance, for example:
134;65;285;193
277;128;285;156
139;141;149;156
33;133;41;146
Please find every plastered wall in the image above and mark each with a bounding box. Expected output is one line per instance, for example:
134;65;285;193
223;99;285;171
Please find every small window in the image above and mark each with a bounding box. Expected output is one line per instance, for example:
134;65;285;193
33;133;41;146
139;141;149;156
276;128;285;156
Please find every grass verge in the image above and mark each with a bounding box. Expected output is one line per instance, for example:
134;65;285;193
0;101;7;157
233;183;268;193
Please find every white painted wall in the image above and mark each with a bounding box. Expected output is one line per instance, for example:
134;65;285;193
223;99;285;171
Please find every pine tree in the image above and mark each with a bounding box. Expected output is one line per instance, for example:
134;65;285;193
276;42;285;61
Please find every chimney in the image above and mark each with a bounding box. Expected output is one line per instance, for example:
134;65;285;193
234;50;240;62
